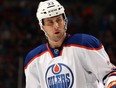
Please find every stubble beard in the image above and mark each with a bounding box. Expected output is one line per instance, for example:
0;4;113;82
49;31;66;42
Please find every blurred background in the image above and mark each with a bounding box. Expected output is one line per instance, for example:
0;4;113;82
0;0;116;88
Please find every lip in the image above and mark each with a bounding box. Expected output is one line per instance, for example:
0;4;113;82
54;32;60;34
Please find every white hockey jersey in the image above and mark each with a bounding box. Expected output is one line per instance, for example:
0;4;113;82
24;34;116;88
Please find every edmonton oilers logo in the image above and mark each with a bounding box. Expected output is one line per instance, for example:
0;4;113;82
45;63;74;88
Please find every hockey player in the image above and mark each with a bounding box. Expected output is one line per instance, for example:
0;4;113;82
24;0;116;88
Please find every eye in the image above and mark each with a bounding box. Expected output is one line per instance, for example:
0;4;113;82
56;18;62;23
46;21;54;26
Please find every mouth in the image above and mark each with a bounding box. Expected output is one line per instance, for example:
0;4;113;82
54;32;60;34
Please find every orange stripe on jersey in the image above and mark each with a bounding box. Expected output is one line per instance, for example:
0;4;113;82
64;44;103;50
108;72;116;77
46;43;54;58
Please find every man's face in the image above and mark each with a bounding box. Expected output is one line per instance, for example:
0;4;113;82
42;15;66;42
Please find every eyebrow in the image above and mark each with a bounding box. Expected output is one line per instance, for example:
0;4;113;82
46;15;62;21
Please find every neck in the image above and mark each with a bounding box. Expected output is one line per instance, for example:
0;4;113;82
48;33;66;48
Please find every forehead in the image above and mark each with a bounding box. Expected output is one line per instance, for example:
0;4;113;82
44;14;63;21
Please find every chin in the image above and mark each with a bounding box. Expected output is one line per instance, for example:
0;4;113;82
54;38;61;42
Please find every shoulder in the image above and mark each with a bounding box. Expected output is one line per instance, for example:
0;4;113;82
24;43;48;67
66;33;102;49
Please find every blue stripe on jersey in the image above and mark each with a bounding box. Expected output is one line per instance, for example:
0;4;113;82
24;44;47;67
65;34;101;48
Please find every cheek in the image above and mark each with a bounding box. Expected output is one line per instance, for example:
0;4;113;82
43;26;52;33
61;22;66;29
42;26;49;31
61;21;65;27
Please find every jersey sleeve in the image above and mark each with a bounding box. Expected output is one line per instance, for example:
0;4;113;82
80;34;116;87
24;44;47;88
24;54;41;88
24;48;42;88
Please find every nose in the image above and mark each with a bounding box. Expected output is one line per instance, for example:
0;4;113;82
53;22;59;29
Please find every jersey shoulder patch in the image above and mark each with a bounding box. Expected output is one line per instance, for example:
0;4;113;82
24;44;48;67
66;34;102;49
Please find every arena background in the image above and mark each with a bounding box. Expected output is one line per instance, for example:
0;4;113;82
0;0;116;88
